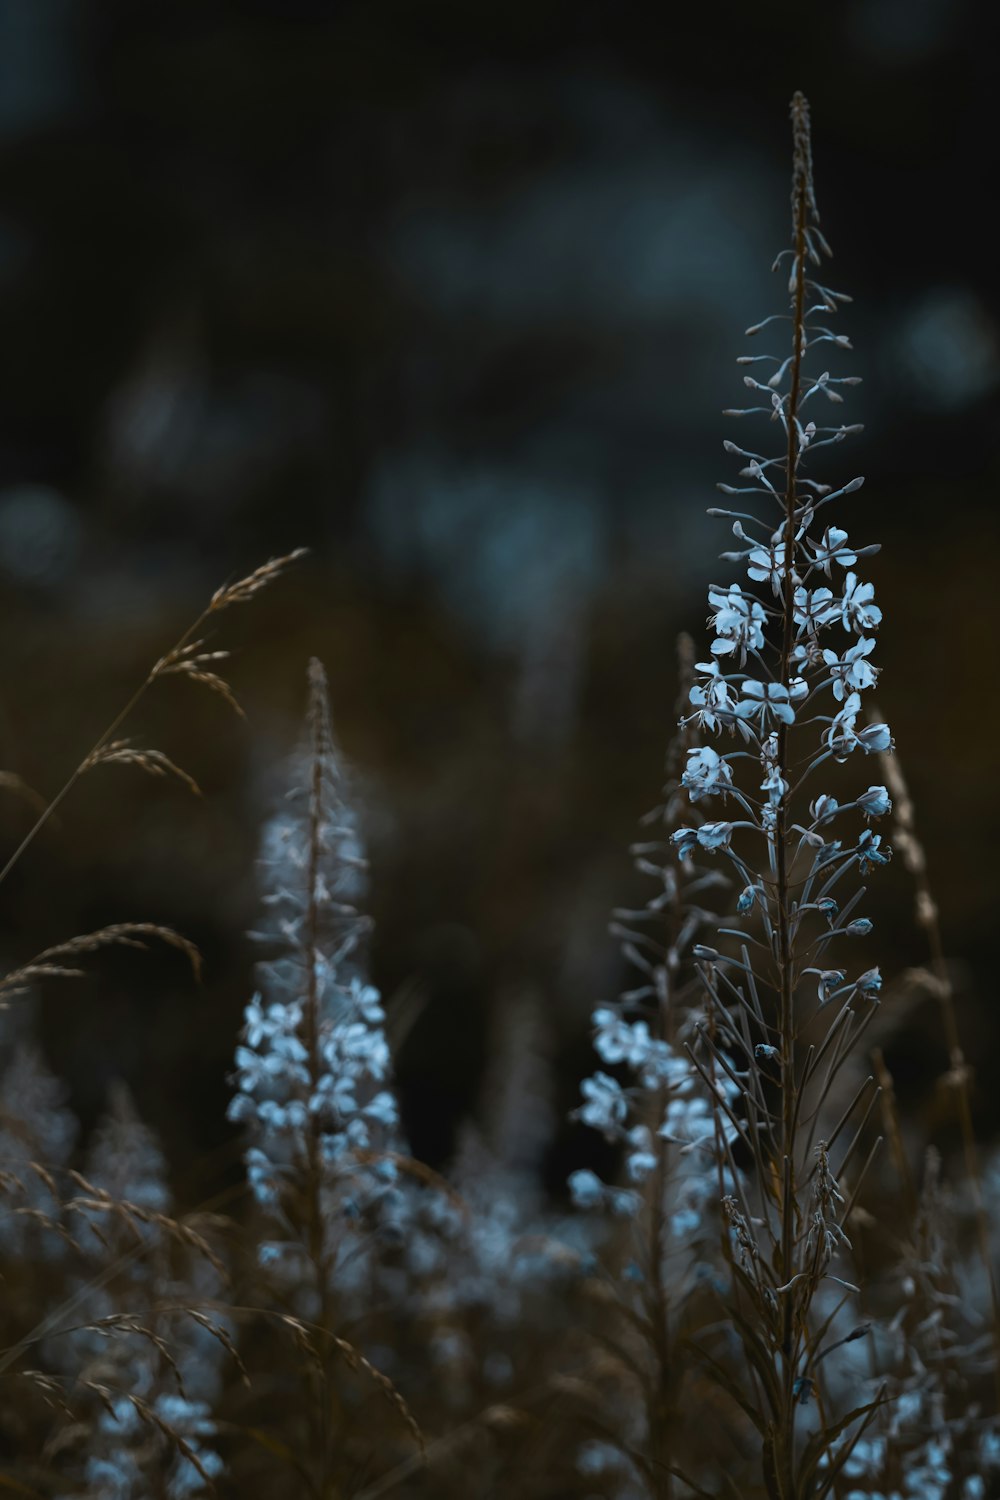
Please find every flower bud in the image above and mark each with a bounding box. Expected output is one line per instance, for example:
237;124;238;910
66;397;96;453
858;785;891;819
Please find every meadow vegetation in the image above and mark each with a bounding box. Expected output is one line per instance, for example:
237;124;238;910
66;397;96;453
1;95;996;1500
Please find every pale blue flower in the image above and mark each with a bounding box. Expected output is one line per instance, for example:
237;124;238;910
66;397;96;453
858;720;893;753
794;584;838;633
593;1011;670;1078
626;1126;658;1182
814;969;846;1006
811;793;840;825
661;1090;737;1149
734;677;806;728
979;1425;1000;1468
858;785;891;819
857;830;891;873
761;765;788;807
364;1091;399;1127
811;525;858;574
671;821;733;857
696;821;734;852
813;839;843;870
747;522;802;591
839;573;882;633
246;1146;281;1205
671;1207;701;1236
682;745;734;801
671;826;698;859
687;659;740;733
708;584;767;659
567;1167;604;1210
349;979;385;1024
826;691;863;754
258;1098;309;1132
738;884;762;912
578;1073;629;1135
822;637;877;700
608;1188;642;1217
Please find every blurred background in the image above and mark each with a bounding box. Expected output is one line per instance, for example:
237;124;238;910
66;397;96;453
0;0;997;1199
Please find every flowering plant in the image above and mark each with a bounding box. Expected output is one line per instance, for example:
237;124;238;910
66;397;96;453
571;93;906;1496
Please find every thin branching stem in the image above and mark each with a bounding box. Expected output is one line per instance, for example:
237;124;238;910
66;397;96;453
0;550;305;891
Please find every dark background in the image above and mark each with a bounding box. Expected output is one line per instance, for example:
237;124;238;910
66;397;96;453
1;0;996;1197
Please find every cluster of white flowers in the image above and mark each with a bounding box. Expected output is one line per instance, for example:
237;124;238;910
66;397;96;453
667;281;895;1023
680;468;890;739
227;661;404;1290
229;977;399;1196
65;1086;227;1498
567;681;737;1244
569;959;738;1232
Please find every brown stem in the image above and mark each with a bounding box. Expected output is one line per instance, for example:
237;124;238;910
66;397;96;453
771;98;811;1500
303;705;335;1491
647;1139;674;1500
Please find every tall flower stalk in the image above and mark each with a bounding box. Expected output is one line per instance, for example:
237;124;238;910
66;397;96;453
228;659;420;1491
568;637;736;1497
229;658;400;1307
670;93;894;1495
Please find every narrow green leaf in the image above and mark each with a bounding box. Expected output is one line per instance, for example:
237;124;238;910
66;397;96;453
761;1429;783;1500
723;1300;782;1420
684;1340;766;1436
801;1389;887;1497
